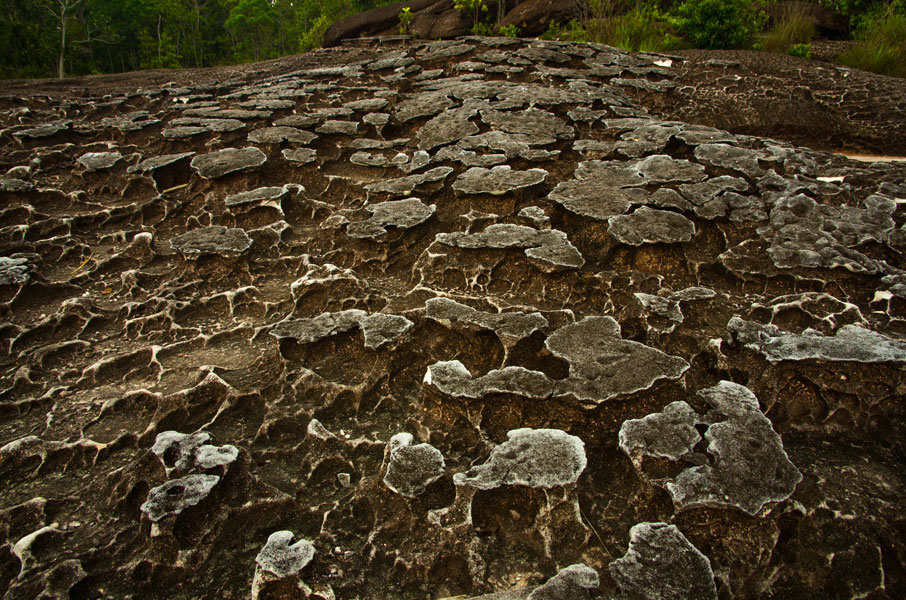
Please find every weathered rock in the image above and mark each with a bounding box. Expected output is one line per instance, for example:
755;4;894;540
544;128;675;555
527;564;599;600
190;147;267;178
728;318;906;363
454;428;586;489
140;474;220;522
249;126;318;145
383;433;445;497
170;226;253;255
453;166;548;195
607;207;696;245
78;151;122;172
364;166;454;195
0;256;30;285
436;224;584;270
546;317;690;404
609;523;717;600
620;381;802;514
346;198;435;239
271;309;413;349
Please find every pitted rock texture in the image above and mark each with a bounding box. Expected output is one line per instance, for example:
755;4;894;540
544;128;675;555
620;381;803;515
2;36;906;600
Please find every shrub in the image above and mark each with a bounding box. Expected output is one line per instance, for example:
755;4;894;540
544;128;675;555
788;43;812;58
673;0;766;49
398;6;413;35
762;15;815;53
838;2;906;77
498;24;520;38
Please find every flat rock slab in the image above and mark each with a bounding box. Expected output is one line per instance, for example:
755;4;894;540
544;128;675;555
191;147;267;179
608;207;696;245
453;166;548;195
346;198;436;239
170;226;253;255
248;127;317;144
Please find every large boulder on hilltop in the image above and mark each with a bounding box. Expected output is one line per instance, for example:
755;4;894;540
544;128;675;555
322;0;437;46
499;0;580;37
410;1;469;39
763;1;850;39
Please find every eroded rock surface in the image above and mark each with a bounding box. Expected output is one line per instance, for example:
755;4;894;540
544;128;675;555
2;35;905;600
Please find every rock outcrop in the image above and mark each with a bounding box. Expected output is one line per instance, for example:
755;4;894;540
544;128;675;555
1;35;905;600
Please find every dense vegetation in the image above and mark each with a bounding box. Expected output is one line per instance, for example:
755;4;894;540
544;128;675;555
0;0;398;79
0;0;903;80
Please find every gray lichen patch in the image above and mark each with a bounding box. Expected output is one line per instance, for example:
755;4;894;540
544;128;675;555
270;309;413;349
609;522;717;600
425;297;548;347
454;428;586;490
190;147;267;179
364;166;454;196
170;226;252;255
453;166;548;195
140;473;220;522
424;360;555;400
545;317;690;404
254;531;315;578
728;318;906;363
383;433;446;498
527;564;599;600
346;198;436;239
620;381;802;514
436;224;584;270
607;207;695;246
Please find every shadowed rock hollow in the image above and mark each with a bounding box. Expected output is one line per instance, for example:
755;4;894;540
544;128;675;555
1;36;906;600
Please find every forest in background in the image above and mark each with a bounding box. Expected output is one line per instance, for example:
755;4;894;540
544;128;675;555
1;0;903;80
0;0;399;79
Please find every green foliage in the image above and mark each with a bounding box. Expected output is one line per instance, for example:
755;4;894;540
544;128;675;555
788;43;812;58
607;4;681;52
539;19;590;43
550;1;682;52
762;15;815;54
454;0;488;28
673;0;766;49
471;22;494;36
398;7;413;35
838;1;906;77
498;24;520;38
300;14;331;53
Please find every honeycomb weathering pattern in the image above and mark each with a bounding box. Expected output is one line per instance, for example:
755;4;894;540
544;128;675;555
1;36;906;599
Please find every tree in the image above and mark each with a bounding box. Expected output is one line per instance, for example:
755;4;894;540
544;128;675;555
45;0;86;78
225;0;279;62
